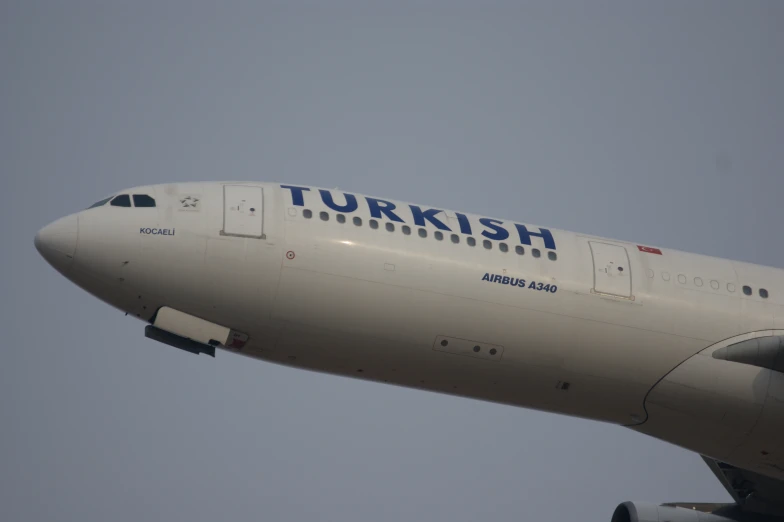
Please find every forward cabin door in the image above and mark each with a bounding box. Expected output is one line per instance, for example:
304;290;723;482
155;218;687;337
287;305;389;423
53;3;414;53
589;241;632;298
222;185;264;239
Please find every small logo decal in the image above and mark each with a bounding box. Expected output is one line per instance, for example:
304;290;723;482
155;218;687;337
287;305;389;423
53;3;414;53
179;195;201;211
638;245;662;255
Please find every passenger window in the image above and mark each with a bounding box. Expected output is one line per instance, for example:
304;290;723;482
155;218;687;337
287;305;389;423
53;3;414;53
110;195;131;207
760;288;769;299
370;220;379;229
548;252;557;261
353;217;362;226
710;280;719;290
532;248;541;258
662;271;670;281
483;240;492;250
418;228;427;238
303;209;313;219
677;274;686;284
727;283;735;292
337;214;346;224
320;211;329;221
133;194;156;207
499;243;508;253
467;237;476;247
386;222;395;232
694;277;703;287
88;196;113;209
515;246;524;255
451;234;459;244
743;285;752;296
402;225;411;235
434;231;443;241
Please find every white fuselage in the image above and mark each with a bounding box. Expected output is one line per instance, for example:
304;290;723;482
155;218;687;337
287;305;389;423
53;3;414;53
35;182;784;481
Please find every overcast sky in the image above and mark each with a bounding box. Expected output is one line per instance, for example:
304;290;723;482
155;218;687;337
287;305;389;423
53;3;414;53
2;2;783;521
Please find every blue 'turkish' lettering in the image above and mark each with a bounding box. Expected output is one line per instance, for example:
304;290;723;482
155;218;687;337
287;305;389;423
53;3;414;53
278;185;557;250
455;212;472;235
281;185;310;206
409;205;451;231
365;197;404;223
320;190;358;212
480;218;510;241
515;224;556;250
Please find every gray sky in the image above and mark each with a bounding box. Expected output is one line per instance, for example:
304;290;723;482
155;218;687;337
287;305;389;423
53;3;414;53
2;1;783;520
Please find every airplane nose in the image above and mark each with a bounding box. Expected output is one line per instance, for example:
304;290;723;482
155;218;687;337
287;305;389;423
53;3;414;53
34;214;78;272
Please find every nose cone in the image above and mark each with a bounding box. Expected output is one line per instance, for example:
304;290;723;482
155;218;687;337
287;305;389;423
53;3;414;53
35;214;78;273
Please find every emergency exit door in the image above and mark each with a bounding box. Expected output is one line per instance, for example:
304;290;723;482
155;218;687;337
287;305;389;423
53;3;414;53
589;241;631;298
222;185;264;238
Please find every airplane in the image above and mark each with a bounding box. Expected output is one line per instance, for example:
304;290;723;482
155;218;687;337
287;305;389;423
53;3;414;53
35;182;784;520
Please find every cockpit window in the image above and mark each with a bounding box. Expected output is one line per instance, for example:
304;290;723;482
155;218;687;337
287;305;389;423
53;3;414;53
133;194;156;207
88;196;113;209
110;195;132;207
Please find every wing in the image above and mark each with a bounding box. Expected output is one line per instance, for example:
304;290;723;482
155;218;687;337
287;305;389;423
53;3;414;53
701;455;784;517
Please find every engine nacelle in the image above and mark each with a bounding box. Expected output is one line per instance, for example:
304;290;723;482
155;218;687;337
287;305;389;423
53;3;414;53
612;502;741;522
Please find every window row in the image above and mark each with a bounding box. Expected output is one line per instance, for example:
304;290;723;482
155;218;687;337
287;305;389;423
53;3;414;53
88;194;156;208
302;208;557;261
646;269;769;299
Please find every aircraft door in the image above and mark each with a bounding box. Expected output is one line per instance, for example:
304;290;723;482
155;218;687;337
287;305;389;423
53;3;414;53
222;185;264;239
589;241;632;298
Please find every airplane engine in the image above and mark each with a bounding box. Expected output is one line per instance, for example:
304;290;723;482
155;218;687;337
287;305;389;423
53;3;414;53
611;502;743;522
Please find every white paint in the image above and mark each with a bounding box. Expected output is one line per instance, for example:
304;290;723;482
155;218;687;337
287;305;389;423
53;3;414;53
34;181;784;489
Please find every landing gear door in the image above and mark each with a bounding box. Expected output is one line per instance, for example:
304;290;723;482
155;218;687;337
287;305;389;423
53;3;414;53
222;185;264;239
589;241;632;298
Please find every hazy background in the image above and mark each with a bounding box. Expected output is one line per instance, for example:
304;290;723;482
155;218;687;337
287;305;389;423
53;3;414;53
2;1;783;520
